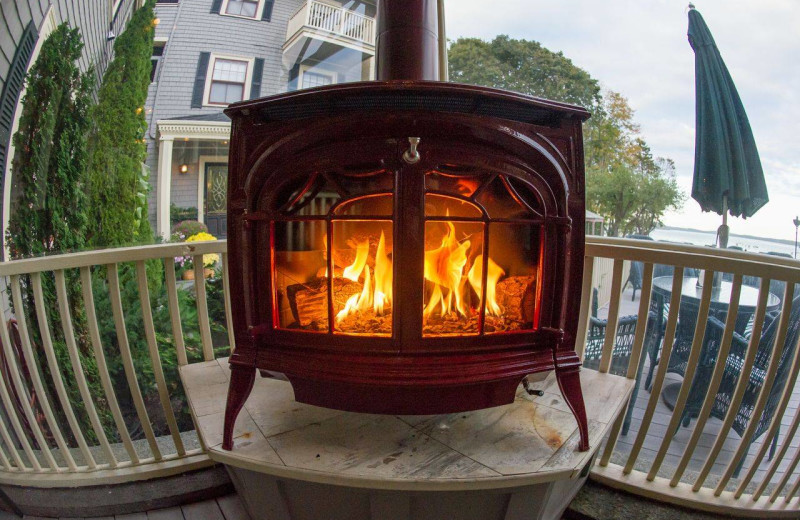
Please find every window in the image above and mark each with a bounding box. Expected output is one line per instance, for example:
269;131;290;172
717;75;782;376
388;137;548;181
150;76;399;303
302;71;334;89
222;0;262;19
204;55;253;105
150;41;166;82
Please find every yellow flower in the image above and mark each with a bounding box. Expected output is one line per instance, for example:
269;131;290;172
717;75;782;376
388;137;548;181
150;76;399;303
186;232;219;266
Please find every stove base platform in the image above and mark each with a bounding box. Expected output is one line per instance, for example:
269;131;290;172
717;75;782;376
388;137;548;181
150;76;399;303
180;358;633;520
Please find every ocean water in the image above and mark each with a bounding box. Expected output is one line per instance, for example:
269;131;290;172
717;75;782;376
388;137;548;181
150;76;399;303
649;228;796;258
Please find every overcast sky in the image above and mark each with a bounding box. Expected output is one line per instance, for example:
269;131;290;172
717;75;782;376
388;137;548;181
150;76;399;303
445;0;800;241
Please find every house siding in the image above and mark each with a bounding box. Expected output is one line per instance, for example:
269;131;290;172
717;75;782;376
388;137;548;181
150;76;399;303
145;0;304;226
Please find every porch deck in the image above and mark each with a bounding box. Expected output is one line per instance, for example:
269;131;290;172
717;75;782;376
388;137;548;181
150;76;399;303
9;494;250;520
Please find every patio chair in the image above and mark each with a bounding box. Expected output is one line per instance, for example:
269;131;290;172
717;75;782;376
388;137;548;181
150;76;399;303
644;294;668;391
677;295;800;476
583;314;649;435
623;261;644;301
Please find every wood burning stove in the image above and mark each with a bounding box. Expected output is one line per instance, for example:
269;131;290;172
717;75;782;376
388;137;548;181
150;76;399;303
221;0;590;452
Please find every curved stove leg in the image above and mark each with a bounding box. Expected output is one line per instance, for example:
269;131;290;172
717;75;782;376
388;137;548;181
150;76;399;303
223;365;256;451
556;367;590;452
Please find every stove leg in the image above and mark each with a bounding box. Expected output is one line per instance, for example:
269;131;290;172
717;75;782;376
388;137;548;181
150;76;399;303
223;365;256;451
556;367;590;452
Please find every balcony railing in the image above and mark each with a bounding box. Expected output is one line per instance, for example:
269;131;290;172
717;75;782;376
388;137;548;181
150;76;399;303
286;0;375;47
0;237;798;517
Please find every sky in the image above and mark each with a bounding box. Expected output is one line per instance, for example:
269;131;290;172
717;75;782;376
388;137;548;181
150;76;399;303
445;0;800;241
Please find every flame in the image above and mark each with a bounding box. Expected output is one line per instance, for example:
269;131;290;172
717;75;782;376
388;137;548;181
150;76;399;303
423;221;471;318
342;238;369;282
373;231;392;314
468;255;505;316
337;265;373;323
335;231;393;325
332;222;506;332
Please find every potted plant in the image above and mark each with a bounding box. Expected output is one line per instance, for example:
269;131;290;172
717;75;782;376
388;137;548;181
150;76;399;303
171;221;219;279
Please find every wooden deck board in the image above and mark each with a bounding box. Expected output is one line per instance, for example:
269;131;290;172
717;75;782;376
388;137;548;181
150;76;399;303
146;506;184;520
114;513;147;520
216;495;250;520
12;495;250;520
180;501;225;520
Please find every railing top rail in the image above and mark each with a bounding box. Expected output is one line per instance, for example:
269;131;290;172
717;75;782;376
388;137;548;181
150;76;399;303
342;9;373;24
0;240;227;277
587;236;800;283
3;236;798;279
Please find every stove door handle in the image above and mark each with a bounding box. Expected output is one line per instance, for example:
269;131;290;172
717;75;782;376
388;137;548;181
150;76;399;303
402;137;421;164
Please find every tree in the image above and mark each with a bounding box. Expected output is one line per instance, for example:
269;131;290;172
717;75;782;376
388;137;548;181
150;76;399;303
86;0;156;248
6;24;92;259
5;24;112;443
448;36;684;236
449;36;602;111
585;93;684;236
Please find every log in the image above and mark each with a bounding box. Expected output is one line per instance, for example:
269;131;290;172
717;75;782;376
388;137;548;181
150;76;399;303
496;275;536;324
288;277;363;329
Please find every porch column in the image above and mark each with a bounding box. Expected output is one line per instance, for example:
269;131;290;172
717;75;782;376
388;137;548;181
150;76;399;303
157;136;174;238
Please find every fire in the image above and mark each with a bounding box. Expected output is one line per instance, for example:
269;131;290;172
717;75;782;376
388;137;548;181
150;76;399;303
468;255;505;316
422;221;504;322
423;221;471;318
333;222;506;332
373;232;392;314
342;238;369;282
335;231;393;325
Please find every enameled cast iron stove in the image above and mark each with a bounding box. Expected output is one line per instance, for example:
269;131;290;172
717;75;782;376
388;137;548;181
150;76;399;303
221;0;591;451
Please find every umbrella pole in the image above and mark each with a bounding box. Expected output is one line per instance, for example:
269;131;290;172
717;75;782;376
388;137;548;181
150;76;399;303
717;195;729;249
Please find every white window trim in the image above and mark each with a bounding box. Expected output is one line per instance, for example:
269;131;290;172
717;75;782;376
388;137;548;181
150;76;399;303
298;64;337;90
203;53;255;107
220;0;267;20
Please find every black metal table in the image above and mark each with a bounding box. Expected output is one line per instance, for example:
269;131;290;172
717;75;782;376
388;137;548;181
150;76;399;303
650;276;781;410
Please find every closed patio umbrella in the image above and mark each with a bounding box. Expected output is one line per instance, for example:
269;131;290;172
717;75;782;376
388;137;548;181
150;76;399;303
688;5;768;248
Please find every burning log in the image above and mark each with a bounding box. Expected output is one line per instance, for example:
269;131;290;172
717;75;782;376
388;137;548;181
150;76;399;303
288;277;363;329
496;275;536;325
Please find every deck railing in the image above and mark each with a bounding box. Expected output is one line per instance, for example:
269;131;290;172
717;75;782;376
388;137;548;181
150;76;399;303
0;241;230;486
286;0;375;46
0;237;798;517
584;236;800;517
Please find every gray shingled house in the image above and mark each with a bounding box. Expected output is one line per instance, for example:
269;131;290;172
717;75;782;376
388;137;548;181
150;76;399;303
146;0;376;238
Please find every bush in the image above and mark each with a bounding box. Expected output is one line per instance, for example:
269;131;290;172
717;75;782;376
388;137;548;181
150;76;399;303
170;205;198;226
170;220;208;242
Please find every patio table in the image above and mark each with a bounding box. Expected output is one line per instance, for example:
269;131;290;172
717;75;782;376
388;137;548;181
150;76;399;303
181;358;634;520
650;276;781;410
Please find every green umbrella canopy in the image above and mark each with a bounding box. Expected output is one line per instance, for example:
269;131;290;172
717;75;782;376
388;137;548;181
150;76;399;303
688;6;768;220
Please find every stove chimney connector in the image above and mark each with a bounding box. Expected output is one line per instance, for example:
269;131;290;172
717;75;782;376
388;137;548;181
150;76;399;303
375;0;440;81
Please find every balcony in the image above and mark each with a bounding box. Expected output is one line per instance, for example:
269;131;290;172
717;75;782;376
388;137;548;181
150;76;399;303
0;237;799;517
284;1;376;57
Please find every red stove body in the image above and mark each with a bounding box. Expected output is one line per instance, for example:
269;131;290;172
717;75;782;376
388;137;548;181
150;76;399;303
221;0;590;452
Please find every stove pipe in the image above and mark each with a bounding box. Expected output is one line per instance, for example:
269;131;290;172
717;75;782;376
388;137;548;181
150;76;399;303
375;0;440;81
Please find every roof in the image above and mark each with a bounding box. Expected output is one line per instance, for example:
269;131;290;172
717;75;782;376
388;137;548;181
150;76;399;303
165;111;230;122
586;210;604;221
